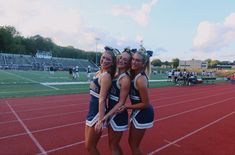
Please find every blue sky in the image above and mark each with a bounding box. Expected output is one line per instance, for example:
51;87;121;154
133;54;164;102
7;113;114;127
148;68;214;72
1;0;235;61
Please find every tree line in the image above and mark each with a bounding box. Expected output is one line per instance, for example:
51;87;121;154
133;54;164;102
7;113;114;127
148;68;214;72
1;25;233;68
151;58;180;68
0;25;101;63
0;25;180;67
151;57;234;69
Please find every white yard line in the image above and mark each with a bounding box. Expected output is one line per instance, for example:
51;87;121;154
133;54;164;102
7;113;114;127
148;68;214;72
40;83;59;90
41;79;169;86
41;81;89;85
4;71;58;90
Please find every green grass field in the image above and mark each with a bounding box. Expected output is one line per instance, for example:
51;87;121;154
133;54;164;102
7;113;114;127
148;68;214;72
0;70;228;98
0;70;174;98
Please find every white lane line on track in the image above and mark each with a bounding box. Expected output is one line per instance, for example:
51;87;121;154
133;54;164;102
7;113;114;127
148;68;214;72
155;97;235;122
0;103;87;115
154;86;233;101
148;111;235;155
0;110;81;125
0;121;85;140
0;90;234;153
155;90;235;109
0;82;229;107
35;134;108;155
164;139;180;147
1;90;234;125
1;96;235;141
5;96;89;107
5;101;48;155
1;95;234;155
1;87;234;116
36;97;235;154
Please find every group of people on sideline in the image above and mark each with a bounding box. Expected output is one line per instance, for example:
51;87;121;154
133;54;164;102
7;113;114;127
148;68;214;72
85;46;154;155
227;72;235;84
168;69;199;85
68;65;92;81
168;69;217;86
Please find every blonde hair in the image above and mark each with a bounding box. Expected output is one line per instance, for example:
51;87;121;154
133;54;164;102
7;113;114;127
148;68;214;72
136;47;152;77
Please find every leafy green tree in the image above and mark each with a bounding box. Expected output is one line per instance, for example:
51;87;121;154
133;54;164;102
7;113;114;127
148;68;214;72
0;26;20;52
172;58;179;68
163;61;171;66
211;60;219;68
205;59;212;68
0;25;101;63
151;59;162;66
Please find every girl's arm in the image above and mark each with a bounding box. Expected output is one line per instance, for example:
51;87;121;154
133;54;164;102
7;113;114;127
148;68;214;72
103;76;130;121
95;73;112;132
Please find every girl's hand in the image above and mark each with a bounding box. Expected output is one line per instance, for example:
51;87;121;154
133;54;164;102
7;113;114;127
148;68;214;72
95;121;103;133
118;105;126;113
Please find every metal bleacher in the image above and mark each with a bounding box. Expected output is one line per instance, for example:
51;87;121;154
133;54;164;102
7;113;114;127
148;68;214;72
0;53;98;71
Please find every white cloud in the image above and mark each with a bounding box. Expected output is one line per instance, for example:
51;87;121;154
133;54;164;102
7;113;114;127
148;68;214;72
111;0;158;27
115;36;129;46
193;12;235;53
0;0;158;52
224;13;235;28
0;0;39;26
0;0;113;51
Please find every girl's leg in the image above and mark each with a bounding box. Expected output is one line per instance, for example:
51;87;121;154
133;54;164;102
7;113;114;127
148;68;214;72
108;126;123;155
85;125;102;155
128;123;146;155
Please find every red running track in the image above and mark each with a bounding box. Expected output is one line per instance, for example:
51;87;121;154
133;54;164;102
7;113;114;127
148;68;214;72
0;83;235;155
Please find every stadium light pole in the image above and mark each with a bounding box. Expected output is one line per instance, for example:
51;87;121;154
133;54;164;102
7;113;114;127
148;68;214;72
95;37;100;65
140;39;143;48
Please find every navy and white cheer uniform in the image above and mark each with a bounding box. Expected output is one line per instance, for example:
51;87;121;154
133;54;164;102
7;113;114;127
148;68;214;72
107;72;129;131
129;72;154;129
86;72;107;127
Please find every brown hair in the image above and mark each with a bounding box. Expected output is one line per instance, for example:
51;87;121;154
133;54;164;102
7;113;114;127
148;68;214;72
122;47;133;66
104;47;119;78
